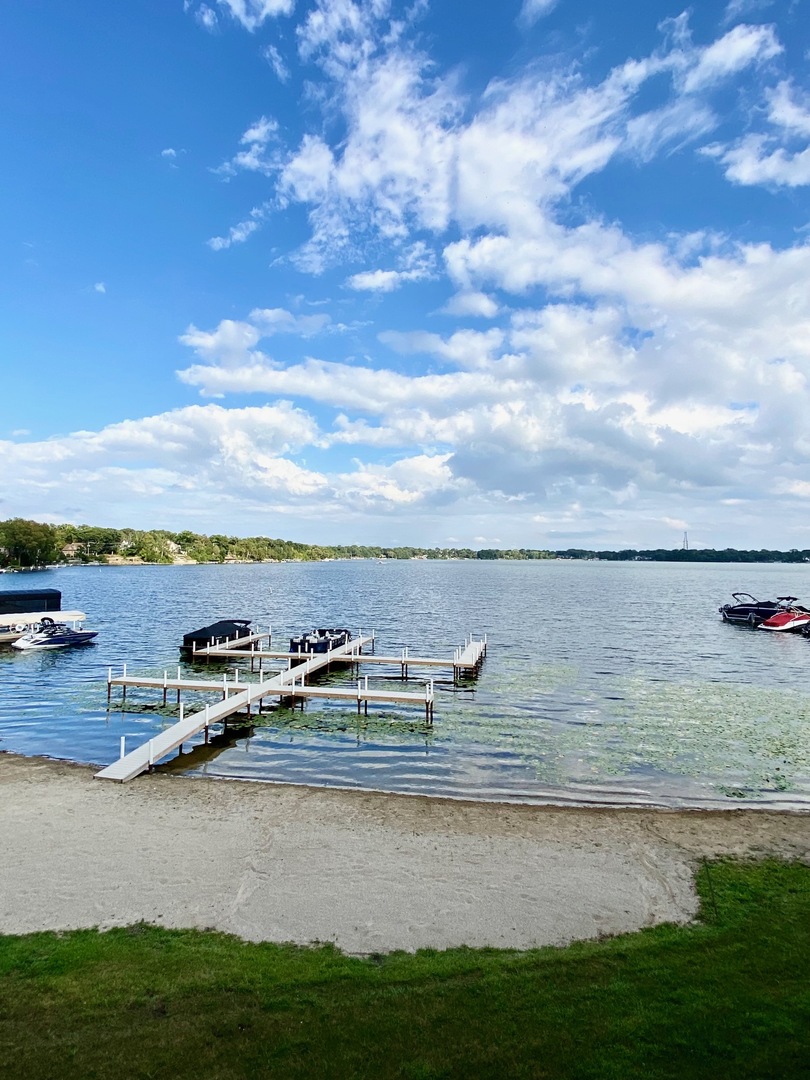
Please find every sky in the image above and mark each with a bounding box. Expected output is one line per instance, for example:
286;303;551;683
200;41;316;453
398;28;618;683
2;0;809;550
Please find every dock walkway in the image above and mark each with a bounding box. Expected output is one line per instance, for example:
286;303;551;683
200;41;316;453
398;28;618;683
96;635;374;783
96;630;486;783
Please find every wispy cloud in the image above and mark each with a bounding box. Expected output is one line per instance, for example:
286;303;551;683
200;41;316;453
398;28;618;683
517;0;559;30
263;44;290;82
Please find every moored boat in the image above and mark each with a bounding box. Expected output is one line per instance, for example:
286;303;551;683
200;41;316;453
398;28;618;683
758;599;810;632
289;628;353;654
181;619;253;656
12;616;98;650
719;593;781;627
719;593;810;630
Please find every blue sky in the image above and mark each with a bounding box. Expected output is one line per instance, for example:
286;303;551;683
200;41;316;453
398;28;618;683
2;0;809;549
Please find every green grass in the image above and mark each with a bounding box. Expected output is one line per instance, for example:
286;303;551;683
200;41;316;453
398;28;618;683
1;860;808;1079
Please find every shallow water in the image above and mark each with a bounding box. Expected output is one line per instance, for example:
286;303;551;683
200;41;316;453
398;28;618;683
2;560;810;808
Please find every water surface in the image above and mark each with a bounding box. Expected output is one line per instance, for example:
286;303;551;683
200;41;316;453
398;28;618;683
1;560;809;809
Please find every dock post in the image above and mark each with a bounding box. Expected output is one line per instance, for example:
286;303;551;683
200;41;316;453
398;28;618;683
364;674;369;716
147;739;154;771
119;735;125;759
107;668;112;703
357;679;362;714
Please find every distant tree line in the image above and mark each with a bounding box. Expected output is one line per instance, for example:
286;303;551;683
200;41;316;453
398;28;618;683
1;517;810;569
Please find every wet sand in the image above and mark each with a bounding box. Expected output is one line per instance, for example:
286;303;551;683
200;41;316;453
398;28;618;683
1;753;808;954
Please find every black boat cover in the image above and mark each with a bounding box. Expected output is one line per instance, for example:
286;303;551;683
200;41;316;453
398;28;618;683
181;619;252;652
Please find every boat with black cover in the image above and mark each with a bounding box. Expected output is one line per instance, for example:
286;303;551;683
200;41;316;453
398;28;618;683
181;619;253;656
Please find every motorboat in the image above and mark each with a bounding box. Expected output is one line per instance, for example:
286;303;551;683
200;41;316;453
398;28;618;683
0;608;89;646
12;616;98;650
719;593;785;627
719;593;810;630
758;599;810;632
289;628;353;655
181;619;253;656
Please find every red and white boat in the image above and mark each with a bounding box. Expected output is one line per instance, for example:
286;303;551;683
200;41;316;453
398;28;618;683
758;597;810;632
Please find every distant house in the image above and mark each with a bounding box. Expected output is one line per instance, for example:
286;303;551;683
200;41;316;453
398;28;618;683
61;542;83;558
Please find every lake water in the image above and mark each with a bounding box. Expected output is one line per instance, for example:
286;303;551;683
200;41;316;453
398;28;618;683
2;560;810;809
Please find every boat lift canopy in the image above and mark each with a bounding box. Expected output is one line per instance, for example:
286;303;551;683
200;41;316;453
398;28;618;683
0;610;87;628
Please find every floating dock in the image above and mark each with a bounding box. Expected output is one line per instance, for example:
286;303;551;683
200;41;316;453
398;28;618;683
96;629;486;783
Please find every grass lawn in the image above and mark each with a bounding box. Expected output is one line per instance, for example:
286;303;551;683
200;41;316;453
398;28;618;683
1;859;808;1079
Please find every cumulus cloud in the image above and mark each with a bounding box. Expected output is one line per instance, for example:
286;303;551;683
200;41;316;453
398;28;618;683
17;2;810;546
703;78;810;188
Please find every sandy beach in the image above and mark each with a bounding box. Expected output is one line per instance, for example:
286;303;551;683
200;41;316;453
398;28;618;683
1;753;808;954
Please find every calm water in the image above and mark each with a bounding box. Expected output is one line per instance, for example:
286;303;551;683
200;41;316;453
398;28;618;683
2;560;810;809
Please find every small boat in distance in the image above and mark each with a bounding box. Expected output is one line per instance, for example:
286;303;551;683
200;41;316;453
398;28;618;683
12;616;98;651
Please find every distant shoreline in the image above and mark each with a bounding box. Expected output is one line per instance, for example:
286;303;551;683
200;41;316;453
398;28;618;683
7;551;810;572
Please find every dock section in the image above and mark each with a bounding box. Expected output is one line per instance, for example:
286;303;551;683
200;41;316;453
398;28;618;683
96;634;374;783
96;630;487;783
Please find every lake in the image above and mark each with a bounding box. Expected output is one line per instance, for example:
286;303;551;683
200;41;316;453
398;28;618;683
1;560;809;809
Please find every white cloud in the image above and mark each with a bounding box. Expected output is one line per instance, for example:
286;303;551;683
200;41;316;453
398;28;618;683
440;292;501;318
93;282;106;294
703;136;810;187
193;4;218;30
216;0;294;32
517;0;559;30
161;148;177;158
723;0;774;24
346;269;403;292
21;2;810;546
249;307;331;336
208;203;271;250
702;79;810;188
213;117;280;179
767;79;810;137
625;99;717;161
678;23;782;93
346;241;436;291
263;44;290;82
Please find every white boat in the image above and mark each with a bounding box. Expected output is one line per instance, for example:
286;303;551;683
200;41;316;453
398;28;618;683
11;616;98;650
